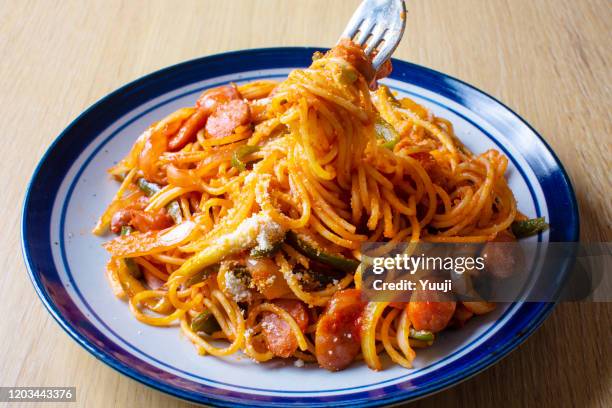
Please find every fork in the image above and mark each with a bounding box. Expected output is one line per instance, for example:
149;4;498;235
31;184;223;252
339;0;407;71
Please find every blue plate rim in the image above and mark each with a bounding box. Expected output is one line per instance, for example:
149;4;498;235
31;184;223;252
21;47;580;407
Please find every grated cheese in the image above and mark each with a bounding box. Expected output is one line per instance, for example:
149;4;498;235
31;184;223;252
224;270;250;302
263;275;276;287
214;212;283;254
255;213;285;251
261;320;274;332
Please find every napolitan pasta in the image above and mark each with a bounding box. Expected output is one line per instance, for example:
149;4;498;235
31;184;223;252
95;40;541;371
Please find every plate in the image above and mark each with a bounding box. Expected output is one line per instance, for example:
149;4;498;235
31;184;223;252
21;48;579;407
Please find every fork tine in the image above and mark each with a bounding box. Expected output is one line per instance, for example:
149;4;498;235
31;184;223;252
355;19;375;45
341;17;363;41
339;0;407;71
364;25;388;55
371;25;402;68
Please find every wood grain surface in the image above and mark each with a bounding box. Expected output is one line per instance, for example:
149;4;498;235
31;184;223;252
0;1;610;407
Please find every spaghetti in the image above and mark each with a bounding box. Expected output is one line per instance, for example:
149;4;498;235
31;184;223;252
96;40;520;371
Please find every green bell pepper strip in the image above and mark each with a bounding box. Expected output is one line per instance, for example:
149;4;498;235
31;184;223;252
191;310;222;335
374;117;400;149
286;231;359;273
120;226;142;279
231;145;260;171
409;328;434;341
249;233;285;258
184;264;220;287
511;217;548;238
136;178;183;224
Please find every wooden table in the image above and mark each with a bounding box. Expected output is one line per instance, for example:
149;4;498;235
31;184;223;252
1;1;610;407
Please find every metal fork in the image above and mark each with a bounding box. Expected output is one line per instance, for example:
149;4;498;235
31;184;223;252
339;0;407;71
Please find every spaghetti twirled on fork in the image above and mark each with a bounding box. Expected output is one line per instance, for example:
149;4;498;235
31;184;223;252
95;41;522;371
